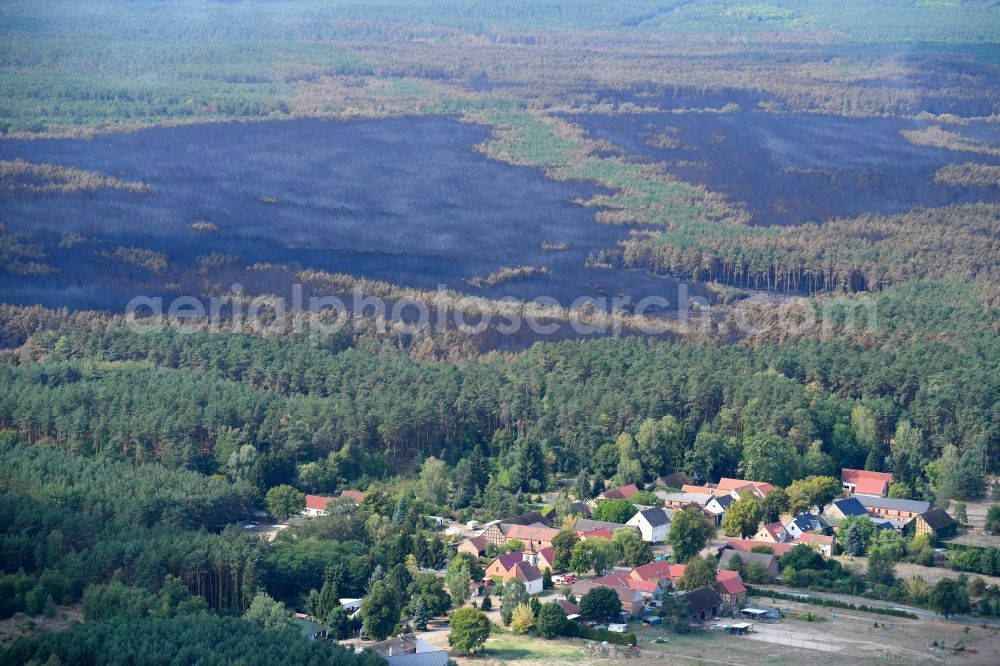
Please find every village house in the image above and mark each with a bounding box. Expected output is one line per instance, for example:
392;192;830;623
295;617;328;641
368;636;450;666
484;552;524;579
572;581;644;617
783;513;832;539
556;598;582;619
725;539;798;557
855;495;930;526
303;494;335;517
339;489;365;503
626;507;671;543
572;518;628;535
480;521;558;551
715;569;747;607
913;508;958;538
628;560;687;587
715;477;776;500
656;472;690;489
658;491;712;510
579;527;616;541
505;561;544;595
678;586;722;623
597;483;641;501
591;571;665;599
704;494;734;526
753;522;790;543
627;560;747;608
822;497;869;525
457;535;488;559
681;484;730;496
799;533;837;556
841;468;893;497
718;549;779;580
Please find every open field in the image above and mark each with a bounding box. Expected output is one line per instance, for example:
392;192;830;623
445;606;1000;666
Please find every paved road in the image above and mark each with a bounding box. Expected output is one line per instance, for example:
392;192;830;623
753;585;1000;628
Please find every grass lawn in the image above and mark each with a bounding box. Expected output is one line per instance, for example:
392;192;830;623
480;635;585;662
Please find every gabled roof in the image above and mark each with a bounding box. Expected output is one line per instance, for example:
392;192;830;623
631;507;671;528
580;527;616;541
919;508;957;531
757;522;786;540
593;571;659;594
719;549;776;570
726;539;797;556
658;472;690;488
535;546;555;566
370;634;420;656
338;489;365;503
715;569;746;596
573;518;627;533
658;492;712;505
842;468;893;485
304;494;335;511
630;560;686;583
716;478;776;497
600;483;640;500
464;535;488;551
855;495;930;514
799;533;835;546
829;497;868;517
712;495;735;509
787;513;827;533
502;523;559;542
490;551;524;572
509;561;542;583
557;599;581;615
383;653;450;666
853;478;889;496
682;484;728;496
679;586;722;614
502;511;551;527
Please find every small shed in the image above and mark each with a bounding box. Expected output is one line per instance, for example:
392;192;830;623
740;607;770;621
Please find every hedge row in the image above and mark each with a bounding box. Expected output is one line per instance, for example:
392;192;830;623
558;621;637;646
747;586;918;619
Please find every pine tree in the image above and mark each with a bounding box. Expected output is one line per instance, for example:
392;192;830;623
413;597;429;631
573;471;592;500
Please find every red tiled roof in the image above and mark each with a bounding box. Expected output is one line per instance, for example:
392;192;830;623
716;478;775;498
726;539;797;556
503;523;559;543
592;572;659;594
339;490;365;503
682;484;728;496
305;495;335;511
758;522;785;541
799;533;835;546
601;483;639;500
463;536;488;551
853;477;888;496
630;561;686;583
716;569;747;596
841;468;893;485
580;527;615;541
